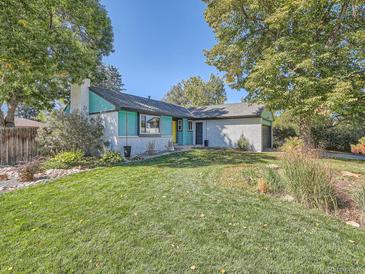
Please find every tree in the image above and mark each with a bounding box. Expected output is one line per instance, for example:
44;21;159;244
36;110;104;156
203;0;365;146
15;104;39;120
93;63;124;92
163;74;226;106
0;0;114;127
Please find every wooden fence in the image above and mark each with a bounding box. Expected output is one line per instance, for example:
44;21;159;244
0;127;39;165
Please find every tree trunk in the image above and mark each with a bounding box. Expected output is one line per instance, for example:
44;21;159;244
299;116;314;149
4;97;18;127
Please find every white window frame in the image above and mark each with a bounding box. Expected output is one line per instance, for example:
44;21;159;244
177;119;183;131
188;120;193;131
139;113;161;135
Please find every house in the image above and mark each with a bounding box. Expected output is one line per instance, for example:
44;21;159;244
69;79;273;156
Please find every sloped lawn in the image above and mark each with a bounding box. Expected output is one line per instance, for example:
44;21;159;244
1;150;365;273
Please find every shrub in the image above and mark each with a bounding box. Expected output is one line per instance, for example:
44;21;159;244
36;111;104;156
351;144;365;155
311;124;365;152
280;137;304;153
19;161;40;182
237;135;250;151
100;151;124;166
282;153;337;212
43;151;84;170
351;137;365;155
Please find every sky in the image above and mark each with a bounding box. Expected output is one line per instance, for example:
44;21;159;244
100;0;246;103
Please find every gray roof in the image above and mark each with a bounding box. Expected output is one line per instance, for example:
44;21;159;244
189;103;264;119
90;86;264;119
90;86;193;118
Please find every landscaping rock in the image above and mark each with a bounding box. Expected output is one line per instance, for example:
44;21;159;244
267;164;280;169
346;221;360;228
0;165;85;194
282;195;295;202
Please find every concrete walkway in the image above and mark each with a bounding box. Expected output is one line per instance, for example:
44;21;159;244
322;151;365;161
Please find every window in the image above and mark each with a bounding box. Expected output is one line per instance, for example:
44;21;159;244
140;114;160;135
177;120;182;131
188;120;193;131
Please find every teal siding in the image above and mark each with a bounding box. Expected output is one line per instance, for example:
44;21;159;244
177;131;183;145
161;116;172;136
89;91;115;113
186;131;193;145
118;111;138;136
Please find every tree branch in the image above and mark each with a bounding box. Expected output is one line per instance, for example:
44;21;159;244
326;1;349;47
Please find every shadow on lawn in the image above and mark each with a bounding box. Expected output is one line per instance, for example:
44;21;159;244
128;149;278;169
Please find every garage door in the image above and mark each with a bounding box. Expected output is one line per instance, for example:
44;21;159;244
262;125;272;150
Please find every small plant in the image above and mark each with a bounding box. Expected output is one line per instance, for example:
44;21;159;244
237;135;250;151
43;151;84;169
282;152;337;212
146;141;156;155
166;140;174;151
19;161;40;182
257;178;269;193
280;137;304;153
100;151;124;166
0;174;8;181
351;137;365;155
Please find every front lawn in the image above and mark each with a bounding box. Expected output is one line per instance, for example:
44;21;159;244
1;150;365;273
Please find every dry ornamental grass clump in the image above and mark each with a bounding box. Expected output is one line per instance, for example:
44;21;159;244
19;161;40;182
281;151;337;213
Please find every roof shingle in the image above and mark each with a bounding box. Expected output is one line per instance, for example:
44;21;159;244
89;86;264;119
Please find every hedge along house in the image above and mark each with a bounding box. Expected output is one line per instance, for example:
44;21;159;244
69;80;273;156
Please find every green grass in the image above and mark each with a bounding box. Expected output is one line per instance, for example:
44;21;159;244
1;150;365;273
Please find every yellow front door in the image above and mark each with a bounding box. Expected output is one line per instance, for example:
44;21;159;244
172;120;177;143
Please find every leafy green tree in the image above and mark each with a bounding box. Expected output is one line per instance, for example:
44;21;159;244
163;74;226;106
163;83;191;106
0;0;114;127
15;104;39;120
203;0;365;145
93;64;124;92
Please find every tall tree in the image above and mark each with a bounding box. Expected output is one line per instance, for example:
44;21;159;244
0;0;114;127
15;104;39;120
203;0;365;146
163;74;226;106
93;63;124;92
